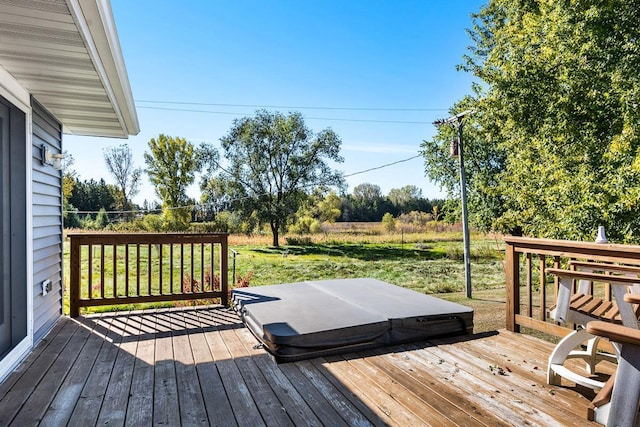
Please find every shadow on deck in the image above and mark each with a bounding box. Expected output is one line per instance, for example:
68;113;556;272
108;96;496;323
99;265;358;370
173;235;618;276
0;306;600;426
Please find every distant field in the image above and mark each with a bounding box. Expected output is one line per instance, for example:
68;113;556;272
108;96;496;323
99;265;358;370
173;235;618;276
63;225;510;331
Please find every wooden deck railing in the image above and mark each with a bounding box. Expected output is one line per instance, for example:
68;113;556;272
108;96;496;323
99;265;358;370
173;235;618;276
68;233;228;317
505;236;640;335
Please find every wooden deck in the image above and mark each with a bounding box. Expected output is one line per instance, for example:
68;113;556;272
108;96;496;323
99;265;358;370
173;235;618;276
0;306;603;426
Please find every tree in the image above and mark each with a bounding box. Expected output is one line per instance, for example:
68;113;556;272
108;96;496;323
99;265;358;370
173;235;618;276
218;110;344;247
61;152;81;228
388;185;424;214
144;134;200;229
103;144;142;212
422;96;507;232
68;178;118;215
349;183;390;221
381;212;396;233
316;191;343;223
423;1;640;241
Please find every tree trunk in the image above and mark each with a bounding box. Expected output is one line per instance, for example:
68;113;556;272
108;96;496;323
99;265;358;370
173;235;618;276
271;219;280;247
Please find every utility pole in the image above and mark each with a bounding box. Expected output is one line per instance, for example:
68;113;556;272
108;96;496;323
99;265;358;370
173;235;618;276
434;110;473;298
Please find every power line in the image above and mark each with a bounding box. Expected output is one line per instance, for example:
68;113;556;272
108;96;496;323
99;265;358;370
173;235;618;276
343;155;421;177
135;100;448;112
137;106;433;124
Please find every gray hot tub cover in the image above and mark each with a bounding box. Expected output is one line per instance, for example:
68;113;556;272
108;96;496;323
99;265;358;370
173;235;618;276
232;278;473;362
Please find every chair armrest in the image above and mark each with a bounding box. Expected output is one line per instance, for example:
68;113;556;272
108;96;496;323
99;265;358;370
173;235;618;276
546;268;640;286
586;321;640;346
624;294;640;305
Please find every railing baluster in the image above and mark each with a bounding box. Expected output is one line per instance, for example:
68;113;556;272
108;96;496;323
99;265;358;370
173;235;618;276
125;244;129;297
539;255;546;321
147;243;152;296
180;243;184;293
170;244;174;293
88;244;93;300
553;256;560;301
136;244;141;297
214;243;218;291
200;243;205;293
100;244;105;299
190;243;195;293
526;253;532;318
159;244;163;294
113;244;117;298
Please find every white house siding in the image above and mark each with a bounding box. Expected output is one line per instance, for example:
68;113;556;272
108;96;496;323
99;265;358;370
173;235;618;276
31;99;63;341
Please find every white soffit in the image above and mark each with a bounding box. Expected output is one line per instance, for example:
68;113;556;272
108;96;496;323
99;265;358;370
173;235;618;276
0;0;139;138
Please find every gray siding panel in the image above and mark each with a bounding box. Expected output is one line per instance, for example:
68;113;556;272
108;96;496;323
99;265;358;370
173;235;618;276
33;224;63;240
31;99;63;341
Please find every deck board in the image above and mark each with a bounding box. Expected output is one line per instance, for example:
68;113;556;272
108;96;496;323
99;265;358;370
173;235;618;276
0;306;603;426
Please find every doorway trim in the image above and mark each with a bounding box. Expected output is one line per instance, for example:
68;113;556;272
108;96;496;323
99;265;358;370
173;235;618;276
0;67;34;383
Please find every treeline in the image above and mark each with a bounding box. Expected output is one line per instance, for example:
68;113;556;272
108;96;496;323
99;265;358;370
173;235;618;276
64;175;445;231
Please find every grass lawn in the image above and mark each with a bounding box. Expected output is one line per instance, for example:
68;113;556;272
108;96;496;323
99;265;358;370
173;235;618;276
63;227;510;332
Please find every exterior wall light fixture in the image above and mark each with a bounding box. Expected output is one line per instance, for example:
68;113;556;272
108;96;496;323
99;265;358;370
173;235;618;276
41;144;64;171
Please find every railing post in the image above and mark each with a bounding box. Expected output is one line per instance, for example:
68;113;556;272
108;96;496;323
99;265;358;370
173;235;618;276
69;235;81;317
221;234;229;306
505;241;520;332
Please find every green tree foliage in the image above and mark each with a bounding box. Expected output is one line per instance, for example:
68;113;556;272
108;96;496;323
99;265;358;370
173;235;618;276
144;134;198;208
387;185;433;214
381;212;396;232
103;144;142;212
316;191;343;223
423;1;640;242
199;176;236;221
61;152;81;228
144;134;209;230
294;189;343;224
218;110;344;247
345;183;392;221
68;178;118;216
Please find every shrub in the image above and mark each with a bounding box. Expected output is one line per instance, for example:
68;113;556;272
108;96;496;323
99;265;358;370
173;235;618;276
210;211;245;233
142;214;164;231
94;208;110;229
163;207;191;231
381;212;396;232
289;216;321;234
285;236;313;245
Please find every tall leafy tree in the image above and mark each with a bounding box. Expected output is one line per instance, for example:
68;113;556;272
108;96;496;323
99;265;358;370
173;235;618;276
218;110;344;247
68;178;118;215
423;0;640;241
348;183;392;221
103;144;142;212
387;185;428;214
144;134;199;228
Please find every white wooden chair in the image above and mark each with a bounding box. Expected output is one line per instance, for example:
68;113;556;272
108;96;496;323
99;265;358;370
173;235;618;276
546;262;640;390
586;294;640;426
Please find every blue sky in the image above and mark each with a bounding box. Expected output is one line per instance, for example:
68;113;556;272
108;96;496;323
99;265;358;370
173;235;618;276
65;0;485;206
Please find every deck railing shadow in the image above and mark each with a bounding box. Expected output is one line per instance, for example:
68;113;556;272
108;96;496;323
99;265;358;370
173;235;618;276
73;306;243;343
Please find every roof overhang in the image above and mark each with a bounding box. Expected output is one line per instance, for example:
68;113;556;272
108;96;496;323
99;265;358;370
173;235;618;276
0;0;139;138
